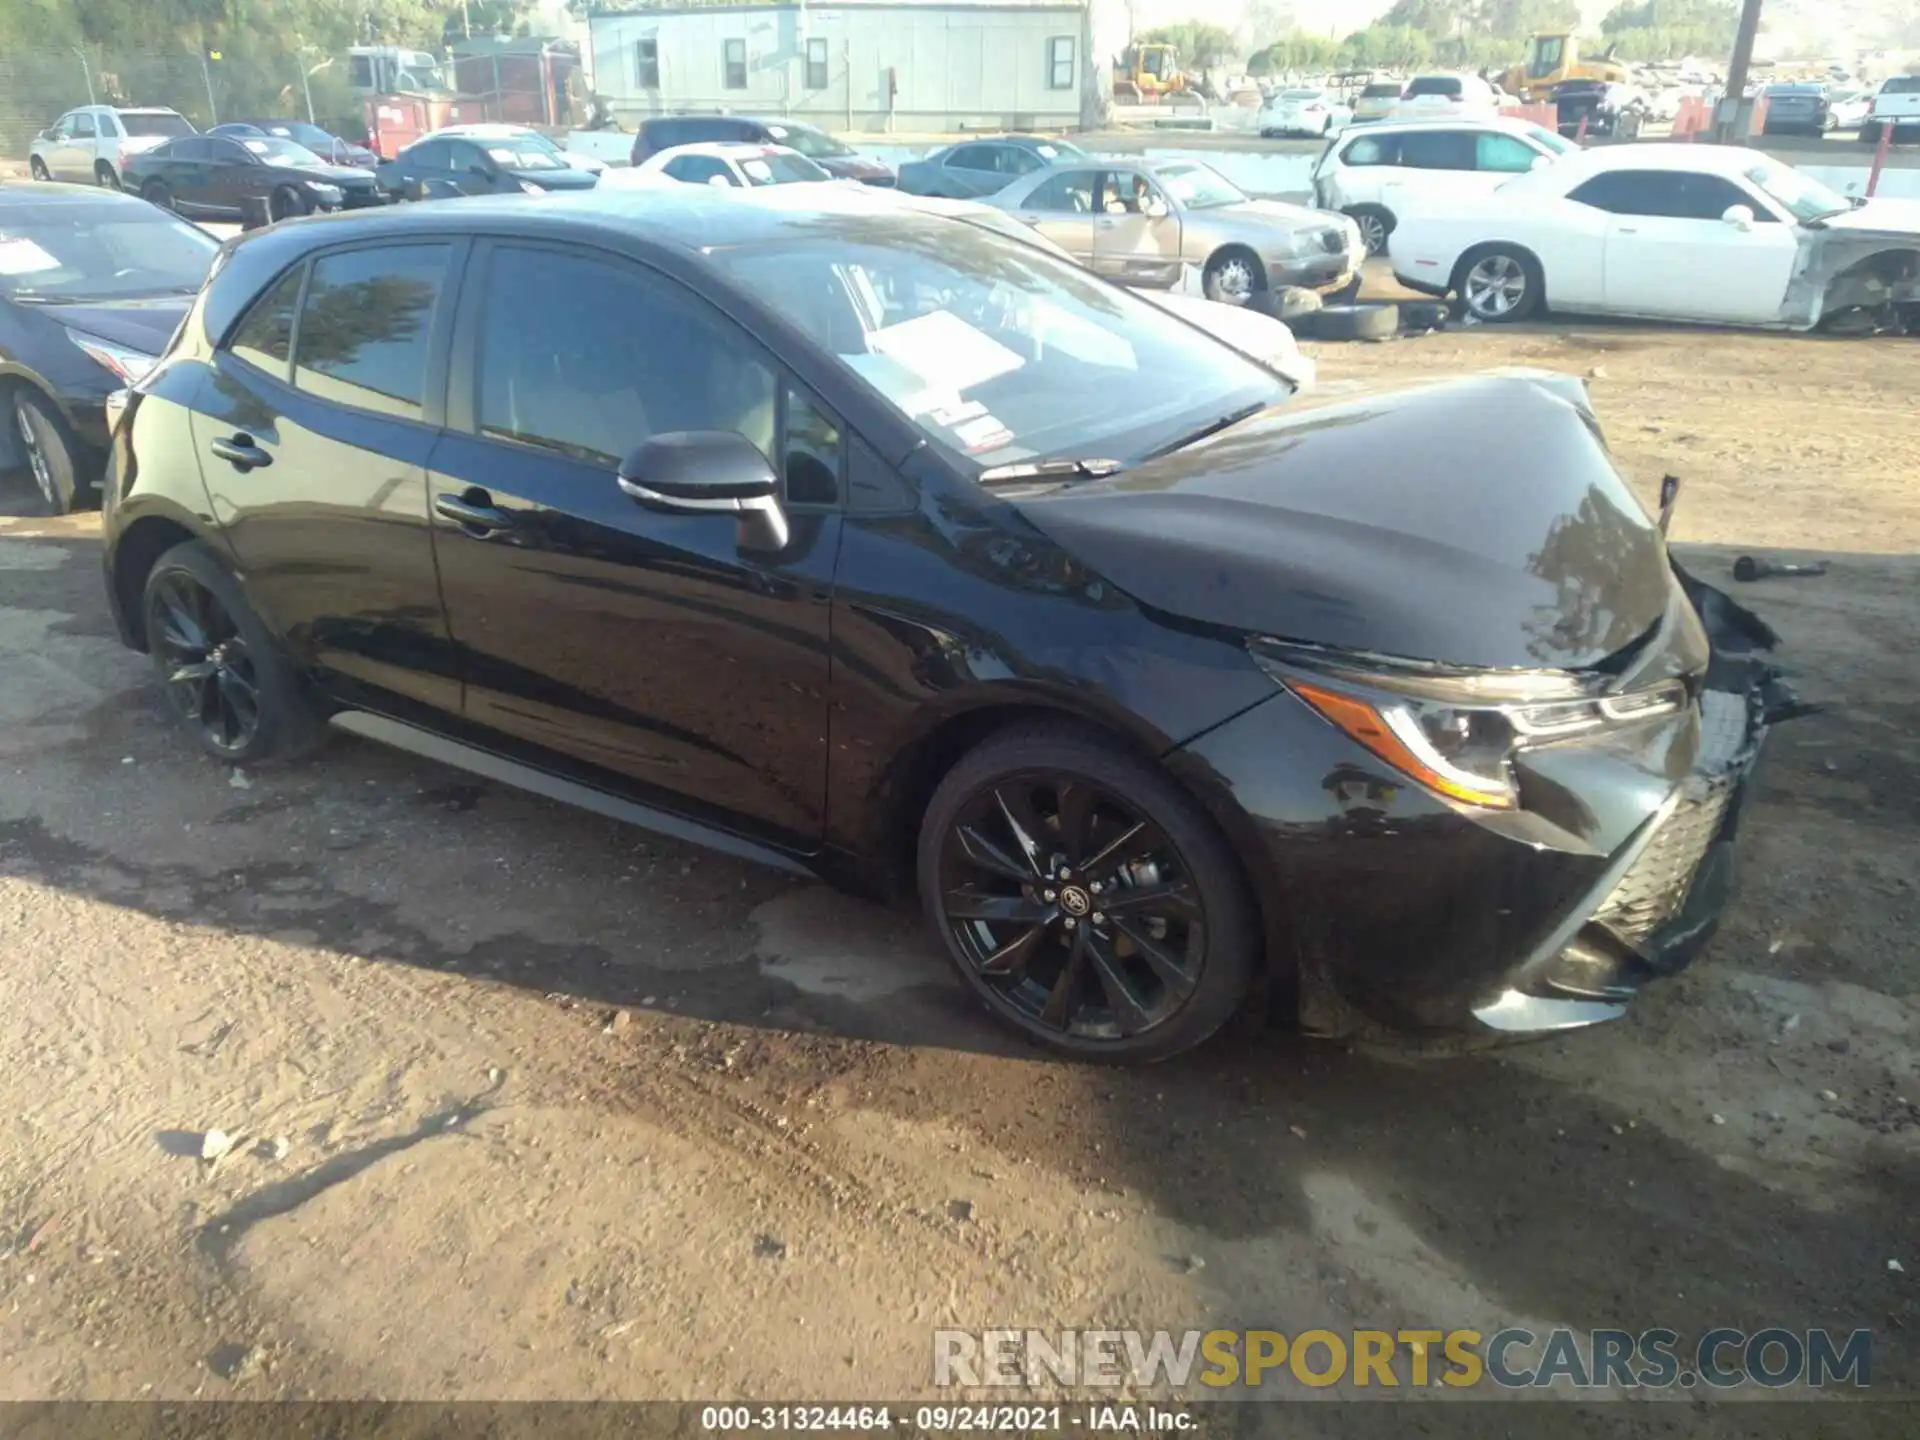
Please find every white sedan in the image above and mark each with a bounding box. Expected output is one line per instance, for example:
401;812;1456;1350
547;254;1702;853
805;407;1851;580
1258;88;1353;139
1388;143;1920;330
610;141;833;190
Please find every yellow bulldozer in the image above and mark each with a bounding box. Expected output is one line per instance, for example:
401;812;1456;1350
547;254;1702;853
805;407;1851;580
1112;42;1188;104
1500;32;1631;103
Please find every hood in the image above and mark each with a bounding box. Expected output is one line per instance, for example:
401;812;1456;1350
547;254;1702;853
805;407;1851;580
1819;197;1920;238
561;151;607;173
817;153;895;182
518;165;600;191
48;295;191;354
1013;372;1673;672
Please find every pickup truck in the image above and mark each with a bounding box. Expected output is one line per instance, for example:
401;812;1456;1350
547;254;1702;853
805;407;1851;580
28;106;196;189
1862;75;1920;144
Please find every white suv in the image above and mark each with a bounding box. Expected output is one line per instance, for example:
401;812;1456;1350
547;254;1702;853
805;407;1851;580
28;105;195;188
1862;75;1920;144
1312;116;1575;255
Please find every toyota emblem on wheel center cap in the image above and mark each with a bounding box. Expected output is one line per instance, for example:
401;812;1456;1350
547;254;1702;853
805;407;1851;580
1059;886;1091;917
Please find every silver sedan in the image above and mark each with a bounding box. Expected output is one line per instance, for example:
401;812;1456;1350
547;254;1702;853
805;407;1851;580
984;158;1362;304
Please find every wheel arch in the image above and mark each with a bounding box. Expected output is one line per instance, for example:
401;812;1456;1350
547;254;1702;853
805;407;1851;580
1203;242;1268;293
109;511;207;651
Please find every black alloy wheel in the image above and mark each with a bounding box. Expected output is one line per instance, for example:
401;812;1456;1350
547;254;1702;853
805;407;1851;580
147;568;262;758
140;541;323;764
920;724;1256;1061
13;390;81;514
269;185;304;222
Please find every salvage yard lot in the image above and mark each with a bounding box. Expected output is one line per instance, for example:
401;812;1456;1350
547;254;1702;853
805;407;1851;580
1;320;1917;1419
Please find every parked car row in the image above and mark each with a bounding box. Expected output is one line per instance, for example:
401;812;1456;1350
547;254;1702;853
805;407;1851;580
29;105;372;190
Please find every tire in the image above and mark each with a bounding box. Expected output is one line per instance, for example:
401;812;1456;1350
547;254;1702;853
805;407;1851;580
1398;299;1449;333
1344;204;1394;257
12;389;86;515
1307;302;1400;341
94;161;120;190
1270;285;1323;322
141;541;324;765
1202;248;1263;307
917;720;1259;1063
269;185;306;222
28;156;50;181
1861;121;1882;145
142;179;173;211
1455;245;1543;323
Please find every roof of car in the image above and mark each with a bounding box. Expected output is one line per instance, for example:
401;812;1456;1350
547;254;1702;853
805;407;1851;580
1553;142;1771;176
1343;114;1540;136
432;123;539;136
653;142;798;160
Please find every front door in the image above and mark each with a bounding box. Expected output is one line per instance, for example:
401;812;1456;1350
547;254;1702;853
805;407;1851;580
427;240;840;849
1584;170;1800;322
192;238;463;716
1092;170;1183;288
1011;168;1099;267
59;112;98;181
443;139;505;195
204;137;260;218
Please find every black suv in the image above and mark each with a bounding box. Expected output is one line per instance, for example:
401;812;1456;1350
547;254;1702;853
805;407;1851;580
630;115;893;185
103;187;1791;1061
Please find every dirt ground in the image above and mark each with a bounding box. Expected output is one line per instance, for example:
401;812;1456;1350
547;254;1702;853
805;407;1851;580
1;318;1917;1426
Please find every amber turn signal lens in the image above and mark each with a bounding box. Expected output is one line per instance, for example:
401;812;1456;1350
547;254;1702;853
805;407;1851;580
1286;677;1516;809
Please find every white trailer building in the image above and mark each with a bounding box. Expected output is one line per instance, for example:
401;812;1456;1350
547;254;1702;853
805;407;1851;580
587;0;1126;133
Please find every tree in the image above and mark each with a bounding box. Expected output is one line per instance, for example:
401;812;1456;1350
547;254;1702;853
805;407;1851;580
1136;22;1241;71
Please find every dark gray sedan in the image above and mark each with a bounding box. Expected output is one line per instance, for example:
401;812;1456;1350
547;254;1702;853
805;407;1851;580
897;136;1087;198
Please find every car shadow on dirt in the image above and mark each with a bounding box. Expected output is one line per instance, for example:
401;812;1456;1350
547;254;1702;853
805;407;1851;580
5;517;1918;1403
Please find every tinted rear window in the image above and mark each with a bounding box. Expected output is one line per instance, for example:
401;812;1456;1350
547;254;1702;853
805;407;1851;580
120;111;194;138
1405;78;1464;98
1883;76;1920;94
1361;84;1403;98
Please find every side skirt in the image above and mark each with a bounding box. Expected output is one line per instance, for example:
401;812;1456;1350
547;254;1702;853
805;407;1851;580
328;711;814;878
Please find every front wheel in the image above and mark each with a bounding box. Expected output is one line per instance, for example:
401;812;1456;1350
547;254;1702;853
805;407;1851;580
1202;249;1261;307
918;722;1259;1063
1457;247;1543;323
13;389;84;514
141;541;323;765
269;185;306;222
28;156;50;181
94;162;121;190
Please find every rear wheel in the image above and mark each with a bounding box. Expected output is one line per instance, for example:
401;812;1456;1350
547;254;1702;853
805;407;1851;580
918;722;1258;1063
141;541;323;765
13;389;84;515
1457;246;1543;323
94;161;120;190
1345;204;1394;257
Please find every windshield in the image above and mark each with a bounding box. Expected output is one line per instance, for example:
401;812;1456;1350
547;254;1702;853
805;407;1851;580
0;207;217;302
1744;160;1849;222
710;221;1284;471
239;137;325;167
1154;163;1245;211
762;123;853;159
121;111;194;138
486;142;566;172
740;152;829;185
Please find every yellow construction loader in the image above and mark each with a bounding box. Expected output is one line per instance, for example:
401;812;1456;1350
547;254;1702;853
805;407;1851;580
1501;33;1631;103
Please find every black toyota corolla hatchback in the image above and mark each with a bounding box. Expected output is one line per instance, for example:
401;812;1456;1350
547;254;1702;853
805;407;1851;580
101;187;1804;1061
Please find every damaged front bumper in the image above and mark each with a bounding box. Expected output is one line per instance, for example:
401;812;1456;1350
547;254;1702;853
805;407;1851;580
1472;566;1812;1033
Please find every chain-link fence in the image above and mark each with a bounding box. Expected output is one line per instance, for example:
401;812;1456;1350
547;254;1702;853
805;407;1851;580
1;43;586;161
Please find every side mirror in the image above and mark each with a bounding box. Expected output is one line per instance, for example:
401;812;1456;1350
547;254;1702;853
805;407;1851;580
616;431;788;552
1722;203;1755;231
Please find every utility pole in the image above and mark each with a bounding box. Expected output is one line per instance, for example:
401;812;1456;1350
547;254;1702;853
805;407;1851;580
1715;0;1765;141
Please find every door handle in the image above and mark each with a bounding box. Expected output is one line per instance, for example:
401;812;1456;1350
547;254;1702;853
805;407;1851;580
1616;226;1639;234
434;490;515;538
208;434;271;471
1097;217;1118;228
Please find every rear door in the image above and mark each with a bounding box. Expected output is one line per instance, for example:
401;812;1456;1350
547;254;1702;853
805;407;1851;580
1380;128;1489;212
153;138;209;212
425;240;841;848
206;137;265;217
1007;168;1098;263
191;239;464;715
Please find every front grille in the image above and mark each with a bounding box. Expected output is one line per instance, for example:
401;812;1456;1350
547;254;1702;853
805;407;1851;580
1319;227;1348;255
1594;783;1734;945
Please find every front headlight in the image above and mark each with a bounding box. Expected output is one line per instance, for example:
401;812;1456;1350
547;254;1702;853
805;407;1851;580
1251;639;1688;809
304;181;343;201
67;329;158;385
